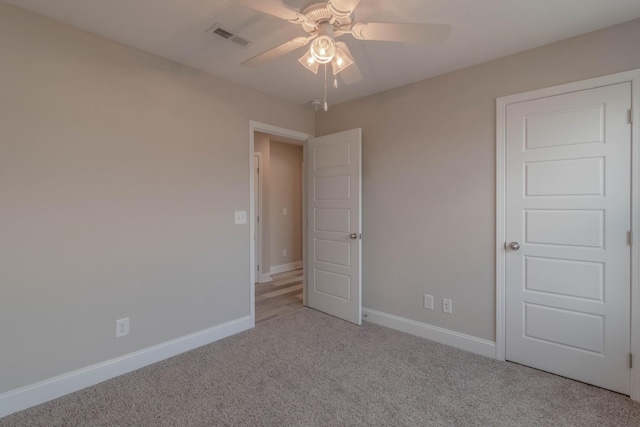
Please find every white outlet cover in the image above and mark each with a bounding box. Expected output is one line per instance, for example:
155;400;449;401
234;210;247;224
442;299;452;314
116;318;130;337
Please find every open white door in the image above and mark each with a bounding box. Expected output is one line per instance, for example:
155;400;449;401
307;128;362;325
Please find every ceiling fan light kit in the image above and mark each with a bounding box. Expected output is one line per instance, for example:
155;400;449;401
298;49;320;73
331;42;354;75
298;42;353;77
310;35;335;63
234;0;451;109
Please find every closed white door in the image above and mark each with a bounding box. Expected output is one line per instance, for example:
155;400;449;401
307;129;362;325
505;83;632;394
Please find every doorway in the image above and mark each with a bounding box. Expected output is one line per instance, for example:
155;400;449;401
254;132;305;324
496;69;640;399
249;122;312;326
249;122;364;327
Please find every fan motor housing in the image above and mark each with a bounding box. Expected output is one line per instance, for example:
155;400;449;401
301;1;352;33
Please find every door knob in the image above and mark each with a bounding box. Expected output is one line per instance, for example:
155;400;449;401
508;242;520;251
350;233;358;239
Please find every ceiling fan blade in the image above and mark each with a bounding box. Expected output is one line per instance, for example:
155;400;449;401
327;0;361;17
231;0;306;24
335;42;362;84
242;36;311;68
351;22;451;43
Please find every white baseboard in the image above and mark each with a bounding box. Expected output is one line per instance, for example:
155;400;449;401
362;308;496;359
0;315;251;419
259;273;273;283
269;261;303;275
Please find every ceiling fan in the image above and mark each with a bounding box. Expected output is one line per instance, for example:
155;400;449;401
232;0;451;108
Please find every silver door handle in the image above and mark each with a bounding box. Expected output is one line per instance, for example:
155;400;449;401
350;233;358;239
508;242;520;251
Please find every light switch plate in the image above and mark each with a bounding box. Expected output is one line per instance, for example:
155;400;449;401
283;208;287;216
234;211;247;224
423;294;434;310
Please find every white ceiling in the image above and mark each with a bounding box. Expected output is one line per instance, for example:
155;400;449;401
5;0;640;107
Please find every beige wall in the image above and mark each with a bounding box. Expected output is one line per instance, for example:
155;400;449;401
0;2;313;394
315;18;640;341
269;141;303;268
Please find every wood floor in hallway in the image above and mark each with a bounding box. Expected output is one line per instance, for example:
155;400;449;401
255;268;303;324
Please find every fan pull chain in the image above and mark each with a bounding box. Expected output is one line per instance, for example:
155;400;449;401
323;64;328;111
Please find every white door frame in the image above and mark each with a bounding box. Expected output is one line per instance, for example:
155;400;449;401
249;121;313;327
254;152;263;283
496;69;640;400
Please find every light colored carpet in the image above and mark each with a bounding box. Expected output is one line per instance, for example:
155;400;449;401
3;308;640;426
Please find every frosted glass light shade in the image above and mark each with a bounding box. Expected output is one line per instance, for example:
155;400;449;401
331;44;354;75
298;50;320;74
310;36;335;64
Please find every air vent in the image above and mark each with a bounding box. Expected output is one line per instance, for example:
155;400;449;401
213;27;233;39
207;24;252;47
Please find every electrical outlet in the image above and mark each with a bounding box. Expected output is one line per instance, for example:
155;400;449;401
423;294;434;310
116;318;130;337
234;211;247;224
282;248;287;257
442;299;452;314
283;208;288;216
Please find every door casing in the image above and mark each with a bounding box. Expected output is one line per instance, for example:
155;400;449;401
496;69;640;400
254;152;262;283
249;121;313;327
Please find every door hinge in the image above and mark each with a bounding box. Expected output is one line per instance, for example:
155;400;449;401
257;215;259;223
257;264;259;271
629;230;633;246
630;353;633;369
630;108;634;124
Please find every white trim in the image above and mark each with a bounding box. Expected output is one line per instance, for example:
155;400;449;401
631;74;640;401
0;316;251;418
269;261;303;275
254;152;263;283
302;149;308;307
496;68;640;399
248;121;312;327
495;93;506;361
259;273;273;283
362;308;496;359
